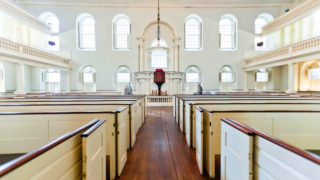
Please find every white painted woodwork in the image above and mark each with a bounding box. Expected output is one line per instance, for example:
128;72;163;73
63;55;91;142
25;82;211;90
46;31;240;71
82;122;107;180
254;136;320;180
221;122;253;180
1;129;84;179
145;96;175;106
116;110;128;176
179;99;184;132
195;109;204;174
194;104;320;178
185;103;191;146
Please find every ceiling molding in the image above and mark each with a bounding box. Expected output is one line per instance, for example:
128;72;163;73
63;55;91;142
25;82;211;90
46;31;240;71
17;1;288;8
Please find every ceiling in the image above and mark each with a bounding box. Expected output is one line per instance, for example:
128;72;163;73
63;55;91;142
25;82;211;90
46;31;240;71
16;0;295;7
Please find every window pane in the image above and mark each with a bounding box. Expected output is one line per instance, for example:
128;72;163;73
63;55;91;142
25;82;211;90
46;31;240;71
221;72;233;82
186;73;199;82
151;50;167;68
256;72;268;82
115;18;130;49
255;18;267;34
80;17;95;49
117;73;130;82
185;18;201;49
84;73;93;83
308;68;320;80
47;72;60;83
46;16;59;33
219;18;235;49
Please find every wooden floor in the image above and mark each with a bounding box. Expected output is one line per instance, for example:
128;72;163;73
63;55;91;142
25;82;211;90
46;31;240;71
117;107;211;180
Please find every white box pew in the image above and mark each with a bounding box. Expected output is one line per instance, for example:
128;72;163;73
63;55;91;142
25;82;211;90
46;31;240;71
175;95;309;126
0;119;107;180
0;97;146;127
195;104;320;178
220;118;320;180
185;99;320;148
0;108;128;179
0;101;143;149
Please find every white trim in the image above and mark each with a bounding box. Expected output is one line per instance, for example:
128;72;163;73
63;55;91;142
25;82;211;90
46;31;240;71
16;1;289;8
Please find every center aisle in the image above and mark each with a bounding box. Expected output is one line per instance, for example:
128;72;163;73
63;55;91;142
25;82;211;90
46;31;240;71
117;107;211;180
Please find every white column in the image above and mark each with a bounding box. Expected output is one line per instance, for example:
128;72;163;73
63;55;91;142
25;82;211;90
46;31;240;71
173;38;180;72
243;71;248;91
67;70;71;92
137;37;145;72
15;64;26;94
286;63;297;93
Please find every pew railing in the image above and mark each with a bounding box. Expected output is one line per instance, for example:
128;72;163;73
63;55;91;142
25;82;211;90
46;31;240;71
220;118;320;180
0;119;106;179
146;96;175;106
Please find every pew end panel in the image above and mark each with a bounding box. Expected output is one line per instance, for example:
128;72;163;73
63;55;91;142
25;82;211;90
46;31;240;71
81;120;107;180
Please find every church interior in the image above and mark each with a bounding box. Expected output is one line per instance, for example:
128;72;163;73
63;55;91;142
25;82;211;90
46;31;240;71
0;0;319;179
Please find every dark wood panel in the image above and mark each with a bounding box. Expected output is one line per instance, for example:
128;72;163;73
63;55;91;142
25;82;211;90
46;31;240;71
117;107;211;180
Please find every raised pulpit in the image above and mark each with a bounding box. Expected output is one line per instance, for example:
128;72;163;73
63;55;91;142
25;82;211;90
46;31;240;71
154;69;165;95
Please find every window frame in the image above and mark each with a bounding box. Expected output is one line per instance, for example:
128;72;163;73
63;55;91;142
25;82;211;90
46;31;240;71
76;13;96;51
219;14;238;51
112;14;131;51
184;15;203;51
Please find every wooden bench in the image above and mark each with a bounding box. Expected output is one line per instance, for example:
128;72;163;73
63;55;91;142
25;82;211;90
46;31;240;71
0;108;128;179
184;99;320;148
221;118;320;180
0;101;145;149
0;119;107;180
195;104;320;178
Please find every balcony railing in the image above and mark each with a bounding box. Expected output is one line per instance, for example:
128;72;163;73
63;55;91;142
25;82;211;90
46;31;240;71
243;35;320;69
0;37;72;68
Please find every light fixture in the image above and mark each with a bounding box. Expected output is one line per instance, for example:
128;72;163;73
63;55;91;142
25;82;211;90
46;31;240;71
156;0;161;47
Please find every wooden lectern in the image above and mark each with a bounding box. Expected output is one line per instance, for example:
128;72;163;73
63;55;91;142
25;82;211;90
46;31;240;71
154;69;165;96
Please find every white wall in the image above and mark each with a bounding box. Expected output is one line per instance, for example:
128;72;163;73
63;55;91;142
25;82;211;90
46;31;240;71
22;5;280;91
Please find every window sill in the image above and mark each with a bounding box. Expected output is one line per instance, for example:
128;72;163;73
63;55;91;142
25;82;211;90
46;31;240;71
112;48;132;51
219;48;237;52
184;48;203;52
77;48;96;51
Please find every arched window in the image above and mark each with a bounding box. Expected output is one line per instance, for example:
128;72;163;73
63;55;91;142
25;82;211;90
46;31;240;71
116;65;131;83
256;69;269;82
308;62;320;80
185;65;201;83
77;13;96;50
219;65;235;83
255;13;274;50
184;15;202;50
113;14;131;50
313;10;320;37
0;63;5;92
151;50;168;68
80;65;96;92
39;12;60;51
39;12;59;33
44;69;61;92
219;14;238;50
302;16;312;40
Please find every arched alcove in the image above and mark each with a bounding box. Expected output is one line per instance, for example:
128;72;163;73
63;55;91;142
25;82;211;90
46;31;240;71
137;20;180;72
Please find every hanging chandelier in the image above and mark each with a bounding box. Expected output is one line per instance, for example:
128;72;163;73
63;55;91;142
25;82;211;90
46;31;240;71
156;0;161;47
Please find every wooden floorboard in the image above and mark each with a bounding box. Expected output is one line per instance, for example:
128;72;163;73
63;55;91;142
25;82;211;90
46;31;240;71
117;107;211;180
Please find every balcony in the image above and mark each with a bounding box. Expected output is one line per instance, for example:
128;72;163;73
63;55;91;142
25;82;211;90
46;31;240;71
243;35;320;70
0;37;72;69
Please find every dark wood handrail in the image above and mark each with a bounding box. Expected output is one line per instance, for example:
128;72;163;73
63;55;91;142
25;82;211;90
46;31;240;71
113;107;127;113
222;118;320;165
81;119;106;137
0;103;134;106
0;109;127;115
221;118;254;135
196;106;320;113
0;119;100;177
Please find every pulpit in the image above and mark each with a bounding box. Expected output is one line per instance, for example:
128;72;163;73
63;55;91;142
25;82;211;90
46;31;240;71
154;69;165;95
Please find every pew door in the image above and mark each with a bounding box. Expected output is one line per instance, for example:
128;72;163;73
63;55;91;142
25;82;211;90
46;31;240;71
82;121;107;180
185;104;192;147
221;121;253;180
117;112;128;176
196;109;204;174
179;100;184;132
